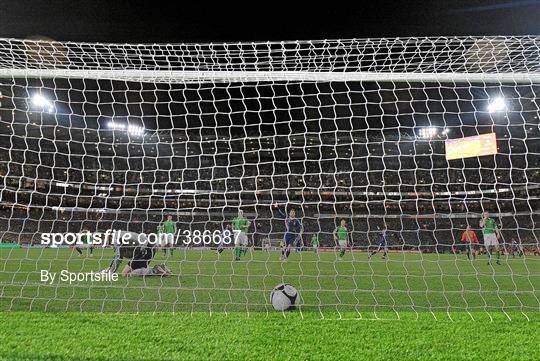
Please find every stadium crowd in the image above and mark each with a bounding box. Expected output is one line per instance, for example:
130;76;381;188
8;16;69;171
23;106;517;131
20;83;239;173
0;128;538;252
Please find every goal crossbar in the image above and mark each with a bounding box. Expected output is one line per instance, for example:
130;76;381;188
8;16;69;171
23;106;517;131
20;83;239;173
0;68;539;83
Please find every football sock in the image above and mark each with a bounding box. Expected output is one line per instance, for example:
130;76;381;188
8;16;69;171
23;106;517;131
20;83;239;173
339;249;345;258
75;248;83;255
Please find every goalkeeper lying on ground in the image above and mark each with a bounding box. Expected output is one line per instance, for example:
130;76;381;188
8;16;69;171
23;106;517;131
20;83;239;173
103;231;172;277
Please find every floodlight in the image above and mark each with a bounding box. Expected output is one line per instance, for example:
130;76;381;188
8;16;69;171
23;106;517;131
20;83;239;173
488;97;506;113
31;94;54;112
127;124;144;136
108;121;127;130
418;127;438;139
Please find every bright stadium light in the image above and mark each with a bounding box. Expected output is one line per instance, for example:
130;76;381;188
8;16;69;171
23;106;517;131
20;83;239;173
418;127;438;139
127;124;144;136
31;93;54;112
487;97;506;113
107;121;126;130
107;120;144;136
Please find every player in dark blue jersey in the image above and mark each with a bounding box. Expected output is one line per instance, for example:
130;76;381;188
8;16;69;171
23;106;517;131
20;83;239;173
511;239;524;258
369;226;389;259
273;204;303;261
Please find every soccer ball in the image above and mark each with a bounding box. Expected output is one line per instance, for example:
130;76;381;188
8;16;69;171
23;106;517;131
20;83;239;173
270;283;299;311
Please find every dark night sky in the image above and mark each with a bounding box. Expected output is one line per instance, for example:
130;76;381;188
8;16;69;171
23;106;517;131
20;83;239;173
0;0;539;43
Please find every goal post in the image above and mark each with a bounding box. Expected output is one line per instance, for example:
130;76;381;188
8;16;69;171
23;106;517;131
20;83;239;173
0;36;539;319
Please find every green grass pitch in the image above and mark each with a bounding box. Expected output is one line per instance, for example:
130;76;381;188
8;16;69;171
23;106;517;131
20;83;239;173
1;248;539;360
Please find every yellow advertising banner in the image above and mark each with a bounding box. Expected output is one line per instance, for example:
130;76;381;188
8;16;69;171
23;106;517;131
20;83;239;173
445;133;498;160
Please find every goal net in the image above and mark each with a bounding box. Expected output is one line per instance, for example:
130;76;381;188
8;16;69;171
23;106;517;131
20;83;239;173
0;37;539;319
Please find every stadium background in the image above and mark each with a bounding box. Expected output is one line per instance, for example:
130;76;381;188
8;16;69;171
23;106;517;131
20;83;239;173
1;75;538;250
1;1;539;361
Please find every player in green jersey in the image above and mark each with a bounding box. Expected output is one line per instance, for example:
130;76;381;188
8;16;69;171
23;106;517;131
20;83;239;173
161;215;177;256
480;212;502;265
310;233;320;253
231;209;250;260
333;219;349;260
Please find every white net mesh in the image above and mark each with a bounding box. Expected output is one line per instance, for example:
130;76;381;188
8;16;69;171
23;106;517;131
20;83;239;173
0;37;539;318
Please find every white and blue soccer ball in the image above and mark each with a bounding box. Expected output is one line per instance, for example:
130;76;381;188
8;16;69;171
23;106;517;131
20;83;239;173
270;283;299;311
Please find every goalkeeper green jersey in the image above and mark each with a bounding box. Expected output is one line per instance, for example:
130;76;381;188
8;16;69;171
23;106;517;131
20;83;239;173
336;226;348;241
232;217;249;234
163;220;176;234
482;218;497;234
310;235;319;246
